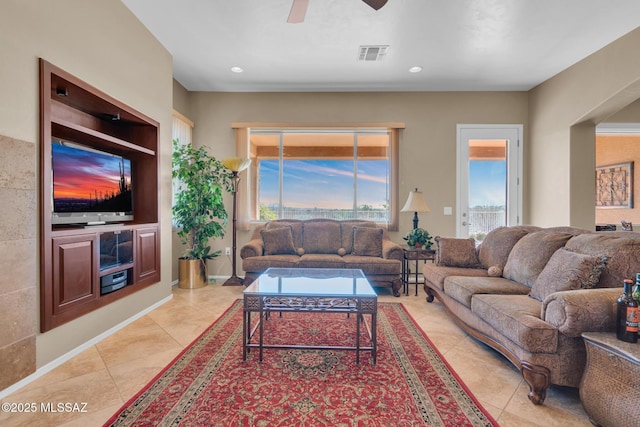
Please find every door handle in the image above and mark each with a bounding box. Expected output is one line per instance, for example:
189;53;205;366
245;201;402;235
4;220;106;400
462;221;471;226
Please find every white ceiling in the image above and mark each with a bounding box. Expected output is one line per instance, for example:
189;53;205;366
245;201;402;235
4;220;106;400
122;0;640;92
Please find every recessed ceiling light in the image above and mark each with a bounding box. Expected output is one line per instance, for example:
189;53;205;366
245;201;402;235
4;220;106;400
231;66;244;73
409;66;423;73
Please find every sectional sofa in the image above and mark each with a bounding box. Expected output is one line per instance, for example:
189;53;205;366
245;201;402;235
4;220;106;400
422;225;640;405
240;219;404;295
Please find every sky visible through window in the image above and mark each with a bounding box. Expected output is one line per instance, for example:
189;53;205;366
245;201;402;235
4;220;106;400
260;159;389;210
260;159;505;209
469;160;507;208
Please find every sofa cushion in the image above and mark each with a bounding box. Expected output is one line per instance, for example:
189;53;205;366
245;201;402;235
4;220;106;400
352;227;383;257
529;248;608;301
477;225;539;270
261;226;297;255
302;220;342;254
542;226;591;236
340;220;377;253
444;276;530;308
502;231;573;288
435;237;480;267
565;233;640;288
342;255;401;275
266;220;304;249
422;264;488;292
242;255;301;271
471;294;558;354
298;254;345;269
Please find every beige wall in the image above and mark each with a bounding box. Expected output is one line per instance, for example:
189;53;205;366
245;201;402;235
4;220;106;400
528;27;640;228
607;98;640;122
186;91;528;278
595;135;640;226
0;0;174;379
173;79;193;119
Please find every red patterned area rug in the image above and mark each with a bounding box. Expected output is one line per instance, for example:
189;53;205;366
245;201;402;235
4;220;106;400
105;300;497;426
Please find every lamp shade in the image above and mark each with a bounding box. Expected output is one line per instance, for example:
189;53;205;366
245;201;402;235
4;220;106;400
401;188;430;213
222;157;251;172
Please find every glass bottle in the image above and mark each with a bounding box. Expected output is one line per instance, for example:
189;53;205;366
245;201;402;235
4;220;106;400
632;273;640;306
617;279;638;343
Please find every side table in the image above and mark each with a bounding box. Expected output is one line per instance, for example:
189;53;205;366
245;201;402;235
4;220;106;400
402;247;436;296
580;332;640;427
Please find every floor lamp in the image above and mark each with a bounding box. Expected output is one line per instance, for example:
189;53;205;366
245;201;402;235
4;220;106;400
401;188;430;229
222;157;251;286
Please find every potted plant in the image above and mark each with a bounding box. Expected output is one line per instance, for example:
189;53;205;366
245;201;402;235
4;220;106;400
403;227;433;249
172;139;233;288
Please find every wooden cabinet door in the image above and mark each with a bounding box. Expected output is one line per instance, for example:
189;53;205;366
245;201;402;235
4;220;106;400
51;234;99;315
135;226;160;285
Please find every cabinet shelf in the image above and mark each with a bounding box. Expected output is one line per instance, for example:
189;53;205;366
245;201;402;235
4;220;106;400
99;262;134;277
51;117;156;156
40;59;161;332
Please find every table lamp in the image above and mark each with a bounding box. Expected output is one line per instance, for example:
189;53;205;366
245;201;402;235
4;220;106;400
401;188;430;229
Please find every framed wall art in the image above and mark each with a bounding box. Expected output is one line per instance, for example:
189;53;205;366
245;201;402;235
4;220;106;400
595;161;634;208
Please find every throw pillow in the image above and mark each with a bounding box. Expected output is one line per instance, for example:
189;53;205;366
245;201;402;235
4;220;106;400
340;221;377;253
565;233;640;289
435;237;480;267
529;248;608;301
502;231;573;288
352;227;383;257
266;220;303;248
261;226;297;256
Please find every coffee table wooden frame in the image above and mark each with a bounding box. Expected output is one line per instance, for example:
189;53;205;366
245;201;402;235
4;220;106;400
242;268;377;365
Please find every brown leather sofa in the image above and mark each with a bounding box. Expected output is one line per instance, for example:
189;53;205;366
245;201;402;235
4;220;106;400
423;225;640;405
240;219;404;295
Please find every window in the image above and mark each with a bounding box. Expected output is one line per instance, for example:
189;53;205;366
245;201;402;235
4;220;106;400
232;124;402;231
172;111;193;148
171;110;194;225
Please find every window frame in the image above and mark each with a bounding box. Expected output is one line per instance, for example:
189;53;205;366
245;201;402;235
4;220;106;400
232;122;403;231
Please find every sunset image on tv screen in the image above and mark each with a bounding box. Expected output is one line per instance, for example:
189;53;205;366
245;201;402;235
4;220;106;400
52;141;132;213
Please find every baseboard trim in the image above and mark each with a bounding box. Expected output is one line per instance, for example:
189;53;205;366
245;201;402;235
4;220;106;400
171;276;230;287
0;294;173;399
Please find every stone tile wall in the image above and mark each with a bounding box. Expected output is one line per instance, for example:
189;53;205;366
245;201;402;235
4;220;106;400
0;134;36;390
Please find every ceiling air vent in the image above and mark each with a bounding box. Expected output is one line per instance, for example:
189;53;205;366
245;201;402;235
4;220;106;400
358;45;389;61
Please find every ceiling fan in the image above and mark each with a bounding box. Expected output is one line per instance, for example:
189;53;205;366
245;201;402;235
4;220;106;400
288;0;388;23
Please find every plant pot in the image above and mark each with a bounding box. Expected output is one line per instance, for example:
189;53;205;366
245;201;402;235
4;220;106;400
415;242;423;248
178;258;207;289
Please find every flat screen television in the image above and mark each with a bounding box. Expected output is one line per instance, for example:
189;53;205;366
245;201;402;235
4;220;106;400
51;138;134;225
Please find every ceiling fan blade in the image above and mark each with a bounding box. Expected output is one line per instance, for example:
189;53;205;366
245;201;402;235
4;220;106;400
287;0;309;23
362;0;388;10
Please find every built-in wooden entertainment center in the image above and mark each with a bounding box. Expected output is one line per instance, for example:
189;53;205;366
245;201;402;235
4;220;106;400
39;59;160;332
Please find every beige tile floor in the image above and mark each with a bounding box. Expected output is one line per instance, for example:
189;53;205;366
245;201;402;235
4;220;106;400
0;282;592;427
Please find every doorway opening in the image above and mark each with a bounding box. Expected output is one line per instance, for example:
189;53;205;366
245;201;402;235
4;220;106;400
456;125;523;240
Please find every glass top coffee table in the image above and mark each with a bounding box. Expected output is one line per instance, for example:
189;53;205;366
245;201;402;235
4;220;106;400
243;268;377;365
